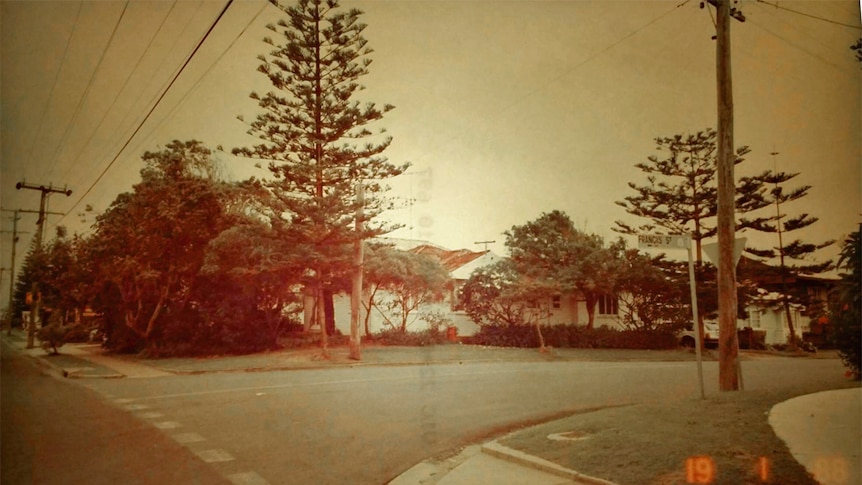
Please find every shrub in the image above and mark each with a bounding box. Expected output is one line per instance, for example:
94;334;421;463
37;322;67;354
472;324;677;350
374;327;449;347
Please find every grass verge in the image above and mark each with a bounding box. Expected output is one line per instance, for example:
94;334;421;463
498;380;860;485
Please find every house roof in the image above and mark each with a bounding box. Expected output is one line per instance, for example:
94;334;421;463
738;256;839;286
409;245;486;272
373;237;502;279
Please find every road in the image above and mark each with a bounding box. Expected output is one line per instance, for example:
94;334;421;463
0;344;230;485
3;345;850;484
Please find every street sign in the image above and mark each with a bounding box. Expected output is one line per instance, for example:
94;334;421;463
637;232;705;399
638;234;690;250
702;238;747;267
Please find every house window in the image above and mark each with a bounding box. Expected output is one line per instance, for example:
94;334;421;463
552;295;561;309
598;294;618;315
749;309;761;328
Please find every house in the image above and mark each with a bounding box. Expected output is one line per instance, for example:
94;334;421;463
308;239;504;337
311;238;628;337
738;257;838;346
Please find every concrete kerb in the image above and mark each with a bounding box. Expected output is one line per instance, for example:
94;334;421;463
480;441;618;485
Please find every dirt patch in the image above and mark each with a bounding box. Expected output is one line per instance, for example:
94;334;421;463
499;380;860;485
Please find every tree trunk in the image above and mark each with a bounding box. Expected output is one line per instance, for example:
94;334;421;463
317;283;329;359
585;293;598;330
534;321;547;352
323;288;336;336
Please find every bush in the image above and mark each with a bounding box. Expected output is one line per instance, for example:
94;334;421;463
374;327;449;347
472;324;677;350
37;322;67;354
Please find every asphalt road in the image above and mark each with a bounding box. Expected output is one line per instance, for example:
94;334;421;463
0;344;230;485
50;354;849;485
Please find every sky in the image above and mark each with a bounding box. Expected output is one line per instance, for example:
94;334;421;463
1;0;860;309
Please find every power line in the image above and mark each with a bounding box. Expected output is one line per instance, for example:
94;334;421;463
128;0;271;159
56;0;236;226
64;1;208;192
747;17;849;72
22;1;84;180
754;0;862;30
45;1;131;177
57;1;180;184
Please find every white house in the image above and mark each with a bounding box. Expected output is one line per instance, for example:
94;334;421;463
313;238;630;337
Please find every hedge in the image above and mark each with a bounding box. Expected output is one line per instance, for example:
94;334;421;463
471;324;678;350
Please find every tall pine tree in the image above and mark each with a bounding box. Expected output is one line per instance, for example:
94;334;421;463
234;0;406;356
744;168;834;348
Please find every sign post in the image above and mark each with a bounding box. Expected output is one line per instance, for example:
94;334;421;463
639;234;705;399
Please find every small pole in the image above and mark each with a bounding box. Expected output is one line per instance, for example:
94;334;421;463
349;183;364;360
687;235;706;399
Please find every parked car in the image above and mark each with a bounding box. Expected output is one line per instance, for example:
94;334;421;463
678;320;719;348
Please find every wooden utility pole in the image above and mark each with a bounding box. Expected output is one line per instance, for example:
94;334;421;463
1;210;29;335
713;0;744;391
16;182;72;348
349;183;365;361
473;240;496;252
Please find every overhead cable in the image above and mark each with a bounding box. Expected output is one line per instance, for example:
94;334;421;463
58;0;236;225
45;1;131;177
57;1;180;184
754;0;861;30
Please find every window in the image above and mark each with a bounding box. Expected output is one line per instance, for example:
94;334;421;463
749;309;761;328
552;295;561;309
598;294;618;315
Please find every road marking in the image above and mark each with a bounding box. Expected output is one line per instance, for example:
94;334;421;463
227;471;270;485
172;432;206;444
153;421;182;429
194;449;235;463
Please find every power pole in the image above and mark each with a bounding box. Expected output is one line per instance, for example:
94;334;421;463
1;209;30;335
473;240;496;252
15;182;72;348
349;183;365;361
711;0;745;391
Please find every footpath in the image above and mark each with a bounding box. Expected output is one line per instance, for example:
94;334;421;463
2;330;859;484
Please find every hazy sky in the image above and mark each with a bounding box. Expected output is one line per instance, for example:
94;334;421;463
1;0;860;307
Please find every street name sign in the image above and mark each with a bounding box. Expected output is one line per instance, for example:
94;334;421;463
637;232;705;399
638;234;690;249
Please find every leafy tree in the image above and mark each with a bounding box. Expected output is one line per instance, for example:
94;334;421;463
362;246;449;333
233;0;407;356
200;219;304;350
459;259;553;351
90;140;232;352
615;245;688;332
829;228;860;378
505;210;623;329
744;169;834;347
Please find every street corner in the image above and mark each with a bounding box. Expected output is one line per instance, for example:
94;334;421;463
33;351;125;379
388;445;483;485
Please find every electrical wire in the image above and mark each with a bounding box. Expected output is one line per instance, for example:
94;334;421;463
44;1;130;177
754;0;861;30
56;0;236;225
22;0;84;181
747;17;849;72
72;1;208;193
749;1;851;68
127;0;271;161
57;1;179;185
